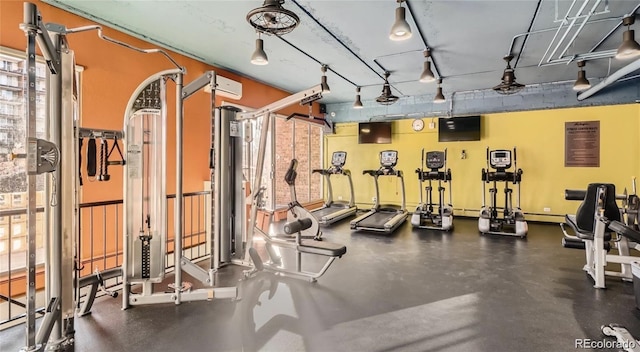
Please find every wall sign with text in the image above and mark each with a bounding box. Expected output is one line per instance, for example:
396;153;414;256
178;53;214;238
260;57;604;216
565;120;600;167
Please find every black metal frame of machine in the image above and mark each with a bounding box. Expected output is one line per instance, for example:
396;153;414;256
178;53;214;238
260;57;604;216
411;149;453;230
478;147;528;237
350;150;408;233
311;151;357;225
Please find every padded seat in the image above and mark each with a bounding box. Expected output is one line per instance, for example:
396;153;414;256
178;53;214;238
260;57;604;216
565;183;620;241
565;214;611;241
609;221;640;243
298;240;347;257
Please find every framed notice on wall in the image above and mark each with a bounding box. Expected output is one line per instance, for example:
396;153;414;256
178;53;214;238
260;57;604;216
565;121;600;167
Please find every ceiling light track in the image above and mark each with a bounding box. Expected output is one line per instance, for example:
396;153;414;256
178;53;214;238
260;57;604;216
275;35;358;88
289;0;383;81
513;0;543;68
404;0;441;79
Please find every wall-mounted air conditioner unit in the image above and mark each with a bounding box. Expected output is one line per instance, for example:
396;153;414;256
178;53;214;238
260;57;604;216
203;75;242;100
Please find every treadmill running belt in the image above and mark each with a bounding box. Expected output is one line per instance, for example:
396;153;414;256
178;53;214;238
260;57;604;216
357;211;396;229
313;206;340;219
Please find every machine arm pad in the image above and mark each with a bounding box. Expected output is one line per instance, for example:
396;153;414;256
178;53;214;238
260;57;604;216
565;189;586;201
284;218;313;234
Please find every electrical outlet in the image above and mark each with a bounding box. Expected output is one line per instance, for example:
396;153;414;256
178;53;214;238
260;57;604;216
543;207;551;212
429;122;435;129
372;197;377;203
337;196;342;200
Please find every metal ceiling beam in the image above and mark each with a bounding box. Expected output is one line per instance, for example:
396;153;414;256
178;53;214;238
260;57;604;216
513;0;543;68
276;35;357;87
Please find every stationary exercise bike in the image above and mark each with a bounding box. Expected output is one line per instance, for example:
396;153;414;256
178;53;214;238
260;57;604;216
284;159;322;241
478;147;527;237
246;159;347;282
411;149;453;230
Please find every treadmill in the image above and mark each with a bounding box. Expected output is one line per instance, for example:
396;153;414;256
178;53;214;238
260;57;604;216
350;150;408;233
311;151;357;225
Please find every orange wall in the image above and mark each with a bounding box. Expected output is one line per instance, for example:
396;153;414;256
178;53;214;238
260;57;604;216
0;0;318;203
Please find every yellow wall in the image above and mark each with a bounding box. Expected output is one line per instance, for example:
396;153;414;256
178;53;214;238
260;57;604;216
325;104;640;223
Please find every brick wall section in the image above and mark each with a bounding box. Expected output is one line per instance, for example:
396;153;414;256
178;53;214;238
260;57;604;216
274;118;323;207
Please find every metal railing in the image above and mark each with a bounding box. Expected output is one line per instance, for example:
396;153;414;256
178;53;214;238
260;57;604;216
0;191;210;329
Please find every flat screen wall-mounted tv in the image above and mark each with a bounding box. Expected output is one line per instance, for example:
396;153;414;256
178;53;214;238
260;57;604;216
438;115;481;142
359;122;392;144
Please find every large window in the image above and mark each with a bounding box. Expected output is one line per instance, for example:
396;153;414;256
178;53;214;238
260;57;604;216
273;117;323;208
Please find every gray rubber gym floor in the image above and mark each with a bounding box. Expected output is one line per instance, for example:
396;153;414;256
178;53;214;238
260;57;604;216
2;217;639;351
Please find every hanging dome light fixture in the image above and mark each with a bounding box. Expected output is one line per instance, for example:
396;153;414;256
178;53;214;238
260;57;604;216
419;49;436;83
616;16;640;60
433;79;446;104
353;87;363;109
572;61;591;91
389;0;412;41
250;32;269;65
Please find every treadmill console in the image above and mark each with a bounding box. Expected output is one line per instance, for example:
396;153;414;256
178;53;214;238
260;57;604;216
425;151;445;170
490;150;512;169
331;151;347;167
380;150;398;168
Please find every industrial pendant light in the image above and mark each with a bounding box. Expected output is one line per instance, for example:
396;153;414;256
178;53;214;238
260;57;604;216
493;55;525;95
250;32;268;65
433;79;446;103
572;61;591;91
419;49;435;83
247;0;300;36
353;87;363;109
321;65;330;93
389;0;412;41
616;16;640;60
376;72;399;105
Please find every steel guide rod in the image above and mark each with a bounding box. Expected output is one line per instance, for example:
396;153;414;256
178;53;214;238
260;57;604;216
23;12;38;350
174;71;183;303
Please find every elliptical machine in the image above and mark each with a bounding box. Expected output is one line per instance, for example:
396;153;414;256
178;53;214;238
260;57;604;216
411;149;453;230
478;147;527;237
